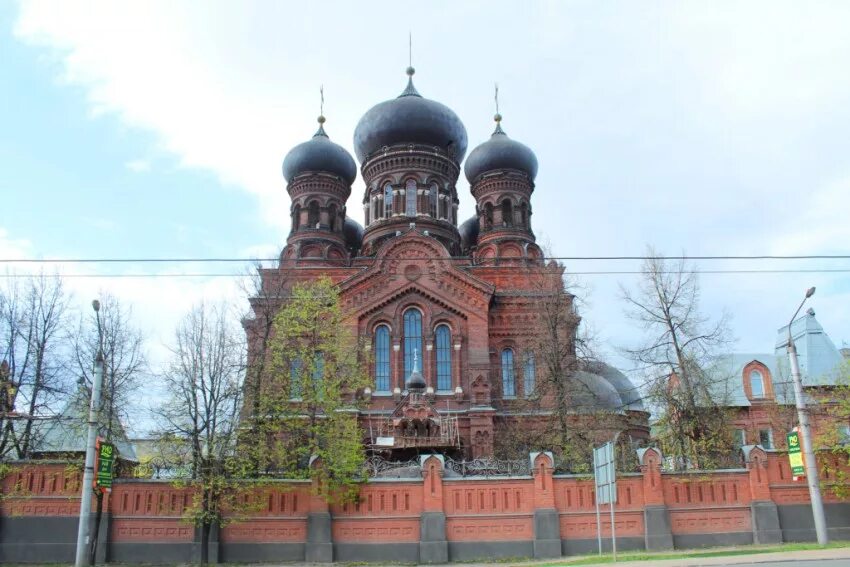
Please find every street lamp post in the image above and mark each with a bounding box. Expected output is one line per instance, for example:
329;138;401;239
786;286;828;545
74;300;105;567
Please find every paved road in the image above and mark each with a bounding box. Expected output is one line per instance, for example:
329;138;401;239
726;561;850;567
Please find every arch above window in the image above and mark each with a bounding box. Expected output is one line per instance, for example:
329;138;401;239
743;361;773;400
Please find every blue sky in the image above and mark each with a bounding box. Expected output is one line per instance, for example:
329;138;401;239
3;1;850;425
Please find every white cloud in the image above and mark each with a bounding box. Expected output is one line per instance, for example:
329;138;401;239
124;158;150;173
10;1;850;373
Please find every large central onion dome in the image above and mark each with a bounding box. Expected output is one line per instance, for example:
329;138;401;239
282;117;357;184
464;115;538;184
353;68;468;163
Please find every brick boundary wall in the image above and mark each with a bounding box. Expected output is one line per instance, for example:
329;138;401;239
2;449;849;563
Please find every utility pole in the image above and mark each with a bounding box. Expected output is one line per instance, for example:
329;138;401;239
75;300;104;567
786;287;828;545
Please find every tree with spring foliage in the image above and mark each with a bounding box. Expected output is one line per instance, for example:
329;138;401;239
155;301;245;564
621;248;735;470
241;276;369;502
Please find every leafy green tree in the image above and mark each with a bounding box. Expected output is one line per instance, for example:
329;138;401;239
155;301;245;564
814;361;850;499
243;276;369;502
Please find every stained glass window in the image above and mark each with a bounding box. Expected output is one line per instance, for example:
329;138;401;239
435;325;452;391
375;325;390;392
403;309;423;380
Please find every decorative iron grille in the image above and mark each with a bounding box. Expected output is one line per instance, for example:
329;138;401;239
444;457;530;477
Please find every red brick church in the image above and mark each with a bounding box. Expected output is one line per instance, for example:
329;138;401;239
246;67;649;460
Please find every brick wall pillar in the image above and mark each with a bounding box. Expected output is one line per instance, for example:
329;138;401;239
745;446;782;544
305;457;333;562
419;455;448;563
638;448;673;550
531;452;561;558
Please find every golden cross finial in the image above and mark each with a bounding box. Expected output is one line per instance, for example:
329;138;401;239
320;85;324;117
494;83;500;115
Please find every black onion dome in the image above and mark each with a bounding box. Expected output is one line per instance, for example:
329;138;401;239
464;119;538;184
353;69;468;163
458;215;479;250
282;119;357;185
343;217;364;250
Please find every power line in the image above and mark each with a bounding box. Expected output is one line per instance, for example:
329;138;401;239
2;254;850;264
3;268;850;279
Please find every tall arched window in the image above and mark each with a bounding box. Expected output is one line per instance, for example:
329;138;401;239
405;179;417;216
289;357;302;399
429;183;439;217
750;369;765;398
501;348;516;397
501;199;513;227
328;203;338;232
403;309;423;380
312;352;325;399
484;203;494;229
524;352;536;396
435;325;452;391
374;325;390;392
292;204;301;231
308;201;320;227
384;183;393;217
520;202;529;229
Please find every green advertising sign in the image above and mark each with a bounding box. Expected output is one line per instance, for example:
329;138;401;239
787;430;805;477
95;440;116;491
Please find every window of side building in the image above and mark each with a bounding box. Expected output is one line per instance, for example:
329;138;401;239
523;352;535;397
759;428;774;449
750;369;765;398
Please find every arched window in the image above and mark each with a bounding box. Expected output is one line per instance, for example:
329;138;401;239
289;357;302;399
524;352;536;396
520;202;528;229
308;201;320;227
374;325;390;392
750;369;765;398
292;204;301;231
312;352;325;398
328;203;338;232
501;348;516;397
428;183;440;218
403;309;423;380
435;325;452;391
384;183;393;217
484;203;494;230
501;199;513;227
405;179;417;216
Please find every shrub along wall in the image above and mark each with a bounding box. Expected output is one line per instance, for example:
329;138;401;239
2;448;849;564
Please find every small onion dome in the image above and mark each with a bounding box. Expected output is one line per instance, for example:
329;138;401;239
406;369;426;393
343;217;364;250
282;116;357;185
353;67;468;163
464;115;538;184
405;349;427;392
458;215;480;249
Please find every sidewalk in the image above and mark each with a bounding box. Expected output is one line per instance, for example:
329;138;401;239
449;546;850;567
